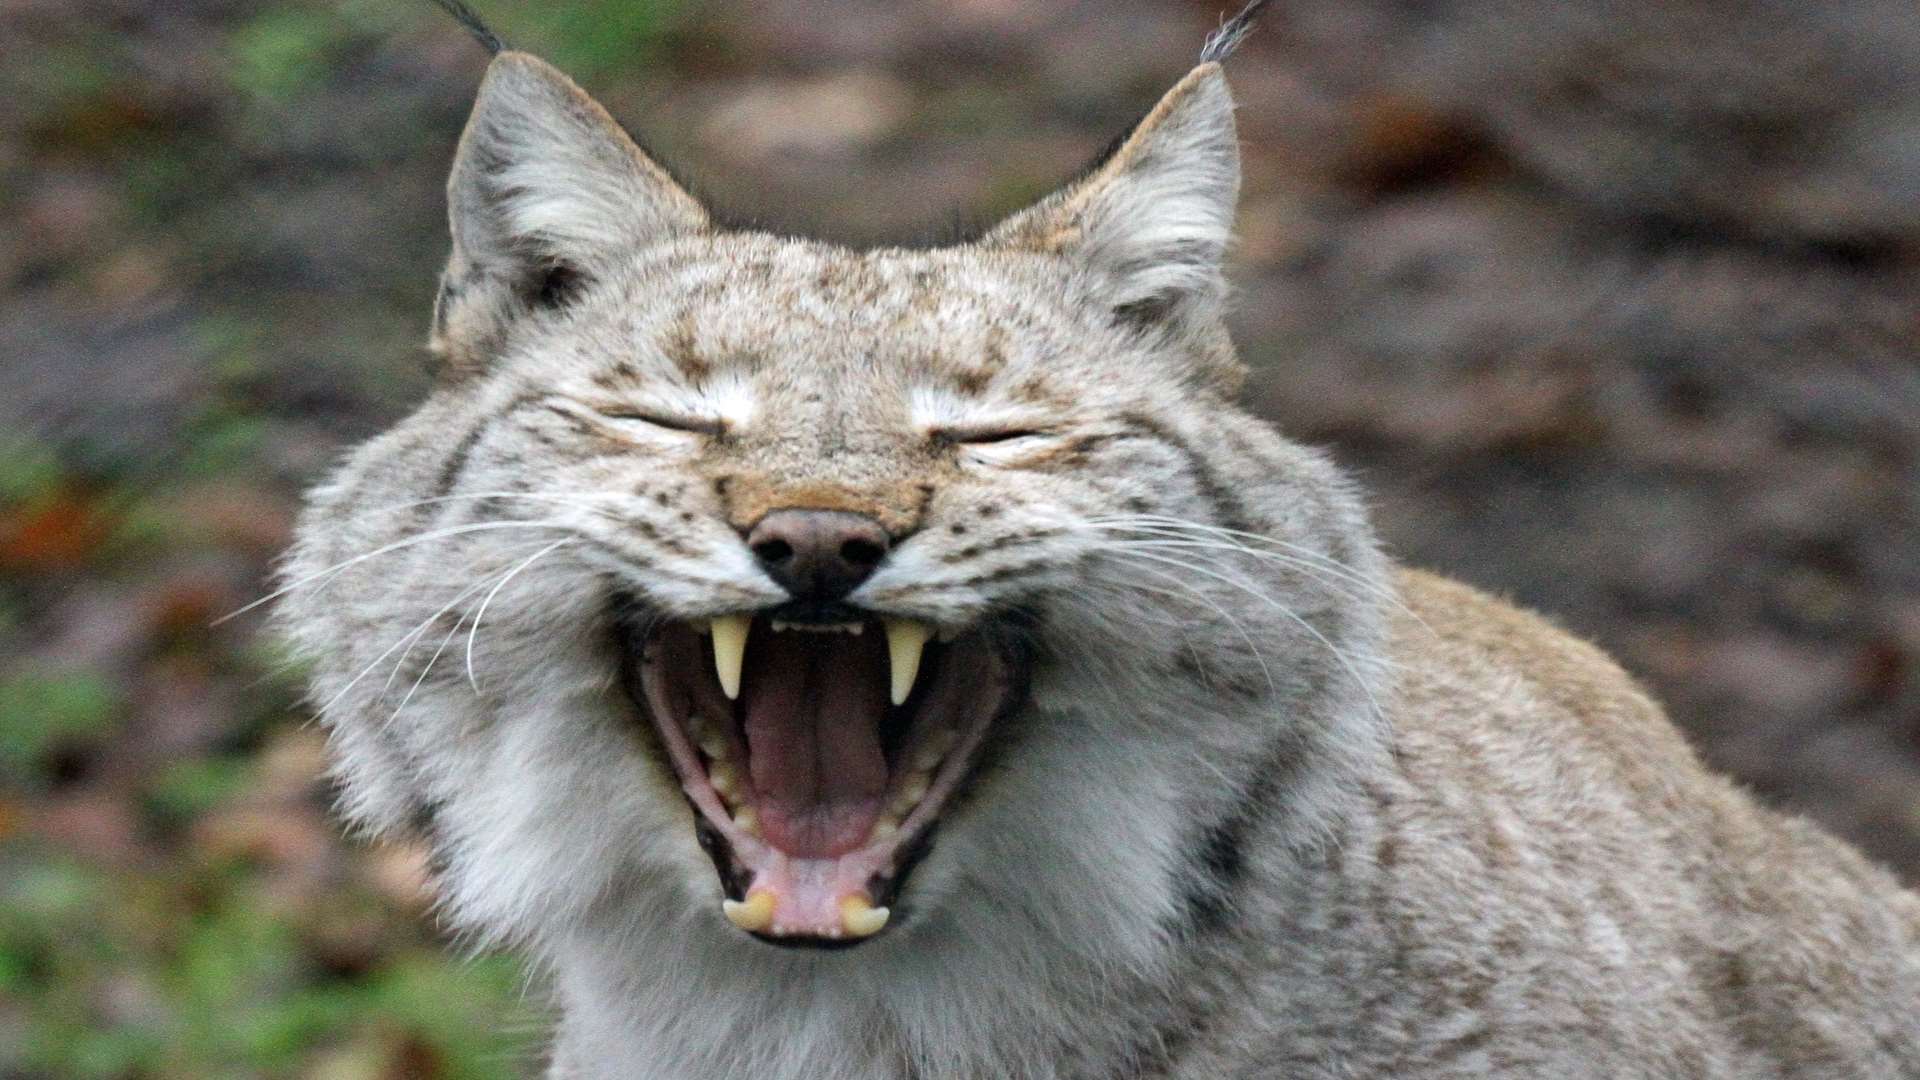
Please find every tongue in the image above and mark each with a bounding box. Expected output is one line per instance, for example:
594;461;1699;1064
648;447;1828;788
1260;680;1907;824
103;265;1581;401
741;630;889;857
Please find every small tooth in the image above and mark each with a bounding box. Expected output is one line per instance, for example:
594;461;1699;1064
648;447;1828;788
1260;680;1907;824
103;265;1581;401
900;771;930;805
845;623;865;635
912;729;957;772
711;615;750;699
888;772;931;818
870;817;900;843
723;890;775;933
693;718;731;761
771;619;792;633
884;619;933;706
710;762;741;798
839;895;890;938
732;805;759;835
693;619;713;637
936;626;958;644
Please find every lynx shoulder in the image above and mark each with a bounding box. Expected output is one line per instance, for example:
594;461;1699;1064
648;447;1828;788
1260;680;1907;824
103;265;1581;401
278;4;1920;1077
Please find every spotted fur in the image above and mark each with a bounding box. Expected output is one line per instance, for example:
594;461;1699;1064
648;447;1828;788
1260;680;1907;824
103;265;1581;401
279;41;1920;1080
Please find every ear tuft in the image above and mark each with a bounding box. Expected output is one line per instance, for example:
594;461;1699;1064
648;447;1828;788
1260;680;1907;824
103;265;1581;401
986;64;1240;334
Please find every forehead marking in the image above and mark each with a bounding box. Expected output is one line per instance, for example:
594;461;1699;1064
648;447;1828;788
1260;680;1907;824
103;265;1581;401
662;311;709;381
590;358;641;388
950;329;1011;396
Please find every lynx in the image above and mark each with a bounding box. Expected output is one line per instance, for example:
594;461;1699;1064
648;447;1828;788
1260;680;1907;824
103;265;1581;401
278;2;1920;1076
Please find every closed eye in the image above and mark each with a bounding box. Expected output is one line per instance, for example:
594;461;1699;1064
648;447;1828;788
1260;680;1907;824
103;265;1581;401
936;427;1050;446
598;409;726;437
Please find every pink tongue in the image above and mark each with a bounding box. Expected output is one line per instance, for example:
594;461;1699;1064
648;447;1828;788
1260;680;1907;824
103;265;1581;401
742;631;889;857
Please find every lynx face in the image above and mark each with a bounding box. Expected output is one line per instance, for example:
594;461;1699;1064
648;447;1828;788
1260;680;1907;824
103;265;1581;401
280;44;1383;990
512;231;1241;941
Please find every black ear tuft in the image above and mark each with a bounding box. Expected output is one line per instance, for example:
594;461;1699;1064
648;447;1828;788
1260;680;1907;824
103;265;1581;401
1200;0;1274;64
428;0;507;56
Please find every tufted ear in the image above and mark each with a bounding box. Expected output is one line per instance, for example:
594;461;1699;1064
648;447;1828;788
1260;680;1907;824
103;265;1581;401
433;51;708;375
985;63;1240;333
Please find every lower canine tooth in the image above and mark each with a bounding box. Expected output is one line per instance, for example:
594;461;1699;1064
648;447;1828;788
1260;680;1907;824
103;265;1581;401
839;895;890;938
723;890;775;933
884;619;933;705
711;615;750;699
710;763;741;798
732;805;759;835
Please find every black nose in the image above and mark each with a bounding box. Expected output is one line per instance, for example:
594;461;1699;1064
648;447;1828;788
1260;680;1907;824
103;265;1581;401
747;509;892;604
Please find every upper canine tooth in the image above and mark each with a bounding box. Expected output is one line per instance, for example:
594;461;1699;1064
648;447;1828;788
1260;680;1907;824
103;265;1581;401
884;619;933;706
723;889;776;934
839;894;890;938
711;615;750;699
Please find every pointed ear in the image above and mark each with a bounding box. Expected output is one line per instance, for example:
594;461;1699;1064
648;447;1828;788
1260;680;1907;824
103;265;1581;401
433;52;708;375
985;64;1240;332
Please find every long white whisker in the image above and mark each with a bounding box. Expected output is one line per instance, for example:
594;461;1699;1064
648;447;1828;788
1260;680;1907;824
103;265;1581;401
315;565;529;720
349;490;624;519
1086;516;1398;607
1108;547;1385;720
465;539;575;693
219;519;571;625
1086;515;1430;631
389;609;470;726
1096;560;1278;698
380;538;563;696
1086;535;1378;610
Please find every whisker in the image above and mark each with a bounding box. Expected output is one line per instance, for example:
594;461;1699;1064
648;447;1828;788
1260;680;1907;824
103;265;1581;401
1086;515;1398;607
1092;560;1278;698
1106;548;1385;720
1085;515;1430;631
350;490;622;519
315;566;528;721
220;519;572;625
380;537;563;696
388;605;473;727
1086;535;1378;611
465;539;575;693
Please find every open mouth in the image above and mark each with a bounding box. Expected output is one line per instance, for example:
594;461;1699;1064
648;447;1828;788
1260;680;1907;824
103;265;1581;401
622;607;1025;946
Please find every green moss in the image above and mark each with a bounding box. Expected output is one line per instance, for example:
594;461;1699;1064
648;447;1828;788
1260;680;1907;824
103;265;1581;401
0;852;536;1078
513;0;682;79
0;439;63;506
228;8;349;103
0;672;122;787
143;758;254;829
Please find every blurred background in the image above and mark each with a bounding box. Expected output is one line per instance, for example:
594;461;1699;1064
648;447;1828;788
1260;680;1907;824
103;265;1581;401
1;0;1916;1075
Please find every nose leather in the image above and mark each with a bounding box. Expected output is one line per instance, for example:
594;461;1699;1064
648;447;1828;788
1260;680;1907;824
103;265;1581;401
747;509;892;605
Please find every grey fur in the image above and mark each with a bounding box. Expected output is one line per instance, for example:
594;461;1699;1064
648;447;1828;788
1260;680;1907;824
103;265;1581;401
279;35;1920;1080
